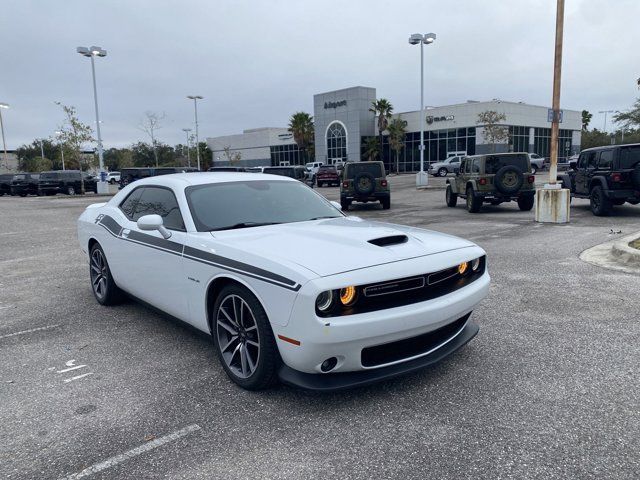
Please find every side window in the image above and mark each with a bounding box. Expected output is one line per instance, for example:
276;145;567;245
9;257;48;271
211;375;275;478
598;150;613;169
586;152;598;169
471;158;481;173
136;187;185;231
451;157;460;164
119;188;144;220
459;159;467;173
577;153;588;169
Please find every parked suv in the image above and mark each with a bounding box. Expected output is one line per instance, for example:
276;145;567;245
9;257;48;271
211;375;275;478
316;165;340;187
340;161;390;210
106;171;120;184
528;153;546;174
263;166;309;183
429;156;463;177
446;153;535;213
10;173;40;196
38;170;97;195
559;143;640;216
0;173;14;196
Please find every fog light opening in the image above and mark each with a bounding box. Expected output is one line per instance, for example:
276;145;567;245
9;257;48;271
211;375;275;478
320;357;338;372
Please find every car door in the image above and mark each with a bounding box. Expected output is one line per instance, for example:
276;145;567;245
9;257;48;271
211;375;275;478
575;152;596;194
115;186;190;320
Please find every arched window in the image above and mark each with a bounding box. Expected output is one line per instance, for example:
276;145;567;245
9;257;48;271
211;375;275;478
326;122;347;163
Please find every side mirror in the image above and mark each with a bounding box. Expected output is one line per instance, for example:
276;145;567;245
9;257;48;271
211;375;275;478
330;200;342;210
137;214;172;239
569;160;577;169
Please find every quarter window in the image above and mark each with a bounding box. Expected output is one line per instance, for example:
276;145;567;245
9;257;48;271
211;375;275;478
119;188;144;219
598;150;613;169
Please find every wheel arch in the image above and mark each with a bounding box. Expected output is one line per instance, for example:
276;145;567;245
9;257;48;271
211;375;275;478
588;176;607;192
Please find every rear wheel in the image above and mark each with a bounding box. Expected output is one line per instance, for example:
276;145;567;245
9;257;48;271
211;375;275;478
446;185;458;207
212;284;279;390
518;195;535;211
590;185;612;216
531;165;538;175
89;243;124;305
438;167;448;177
67;185;76;195
466;186;481;213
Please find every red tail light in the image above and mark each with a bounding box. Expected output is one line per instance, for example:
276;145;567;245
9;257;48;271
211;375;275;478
528;175;535;183
611;172;622;182
342;181;349;188
381;180;388;187
479;178;487;185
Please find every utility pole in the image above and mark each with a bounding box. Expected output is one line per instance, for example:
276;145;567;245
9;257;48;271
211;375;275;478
182;128;192;167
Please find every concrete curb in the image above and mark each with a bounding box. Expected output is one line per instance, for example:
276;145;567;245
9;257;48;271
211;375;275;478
611;232;640;267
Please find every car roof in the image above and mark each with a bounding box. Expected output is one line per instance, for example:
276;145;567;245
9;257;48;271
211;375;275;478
581;143;640;153
126;172;297;189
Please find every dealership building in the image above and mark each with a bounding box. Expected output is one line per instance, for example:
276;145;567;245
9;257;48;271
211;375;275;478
206;86;582;171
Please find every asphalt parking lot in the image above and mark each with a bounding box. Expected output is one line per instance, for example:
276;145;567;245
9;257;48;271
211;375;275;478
1;175;639;480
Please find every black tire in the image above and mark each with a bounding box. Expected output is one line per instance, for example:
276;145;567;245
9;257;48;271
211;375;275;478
494;165;524;195
446;184;458;207
531;165;538;175
590;185;612;216
381;197;390;209
466;186;481;213
89;243;124;306
341;200;351;211
353;172;375;196
438;167;448;177
518;195;535;211
212;284;279;390
67;185;76;195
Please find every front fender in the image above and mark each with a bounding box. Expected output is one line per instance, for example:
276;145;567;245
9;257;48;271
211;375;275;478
588;176;608;192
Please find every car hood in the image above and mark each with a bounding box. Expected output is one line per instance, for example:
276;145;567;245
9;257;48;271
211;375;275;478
211;217;477;277
430;162;447;169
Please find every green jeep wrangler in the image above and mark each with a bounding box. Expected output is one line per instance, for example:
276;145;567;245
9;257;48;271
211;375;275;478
446;153;536;213
340;161;390;210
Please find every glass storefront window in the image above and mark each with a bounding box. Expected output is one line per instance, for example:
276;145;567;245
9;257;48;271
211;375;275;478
326;122;347;162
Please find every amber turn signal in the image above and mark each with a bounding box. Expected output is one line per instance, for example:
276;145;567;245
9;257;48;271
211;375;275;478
458;262;469;275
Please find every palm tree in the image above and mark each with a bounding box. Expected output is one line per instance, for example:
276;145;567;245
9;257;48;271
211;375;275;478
288;112;314;164
369;99;393;164
387;117;407;174
362;137;381;162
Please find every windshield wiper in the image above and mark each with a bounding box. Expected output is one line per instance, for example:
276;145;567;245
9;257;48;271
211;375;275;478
210;222;280;231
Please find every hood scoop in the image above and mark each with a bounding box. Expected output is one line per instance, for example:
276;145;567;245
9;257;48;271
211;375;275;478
368;235;408;247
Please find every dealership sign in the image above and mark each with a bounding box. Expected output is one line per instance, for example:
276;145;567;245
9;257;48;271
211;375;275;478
324;100;347;109
426;114;454;125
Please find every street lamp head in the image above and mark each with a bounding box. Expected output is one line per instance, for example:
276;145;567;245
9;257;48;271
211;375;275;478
409;33;423;45
187;95;204;100
90;46;107;57
424;33;436;44
77;46;92;57
0;103;9;109
182;128;192;132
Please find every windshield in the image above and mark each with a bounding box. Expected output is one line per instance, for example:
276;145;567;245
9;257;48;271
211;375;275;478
619;146;640;169
485;154;529;174
264;168;294;177
345;163;383;179
186;180;342;231
13;174;26;180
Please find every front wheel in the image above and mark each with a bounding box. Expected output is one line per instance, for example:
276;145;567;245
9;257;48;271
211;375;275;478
213;284;279;390
466;186;482;213
590;186;612;216
67;185;76;195
531;165;538;175
518;195;535;211
446;185;458;207
89;243;124;305
438;167;448;177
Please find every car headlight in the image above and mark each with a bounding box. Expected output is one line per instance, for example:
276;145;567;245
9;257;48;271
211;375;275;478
458;262;469;275
316;291;335;312
339;286;357;306
471;257;481;272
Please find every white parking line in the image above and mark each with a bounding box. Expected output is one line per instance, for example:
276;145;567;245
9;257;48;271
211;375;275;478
63;372;93;383
0;324;61;340
61;424;201;480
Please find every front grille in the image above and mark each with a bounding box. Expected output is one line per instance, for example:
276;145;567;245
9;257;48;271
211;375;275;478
361;313;471;367
317;256;486;317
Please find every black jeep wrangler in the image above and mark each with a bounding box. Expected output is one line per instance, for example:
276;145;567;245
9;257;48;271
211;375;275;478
559;144;640;216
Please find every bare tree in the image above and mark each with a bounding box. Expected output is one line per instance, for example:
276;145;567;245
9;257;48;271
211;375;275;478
138;111;166;167
223;146;242;165
477;110;509;153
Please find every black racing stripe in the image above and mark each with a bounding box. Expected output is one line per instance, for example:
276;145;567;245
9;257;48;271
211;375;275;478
183;245;297;287
98;215;122;237
96;214;300;290
127;230;184;254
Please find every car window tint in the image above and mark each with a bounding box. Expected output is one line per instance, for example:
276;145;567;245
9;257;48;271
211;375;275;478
471;158;481;173
484;154;528;174
577;154;587;168
346;163;383;179
119;188;144;220
586;152;598;168
619;146;640;169
598;150;613;169
135;187;185;231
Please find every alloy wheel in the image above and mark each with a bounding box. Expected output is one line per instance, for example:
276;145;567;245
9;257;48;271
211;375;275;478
216;294;260;379
90;249;108;300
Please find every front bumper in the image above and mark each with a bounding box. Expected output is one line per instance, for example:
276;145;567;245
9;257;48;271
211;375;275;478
278;320;479;391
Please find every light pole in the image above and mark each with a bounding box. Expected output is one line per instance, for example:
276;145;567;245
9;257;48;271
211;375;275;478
598;110;614;132
39;139;45;159
187;95;203;170
77;45;108;193
0;103;8;171
55;131;65;170
182;128;192;167
408;32;436;188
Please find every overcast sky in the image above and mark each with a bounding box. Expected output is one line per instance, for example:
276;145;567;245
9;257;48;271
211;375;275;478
1;0;638;149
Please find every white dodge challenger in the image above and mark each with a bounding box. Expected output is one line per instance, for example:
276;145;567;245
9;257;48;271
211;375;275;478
77;173;489;390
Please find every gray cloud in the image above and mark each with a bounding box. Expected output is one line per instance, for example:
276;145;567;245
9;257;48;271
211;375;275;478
0;0;637;149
